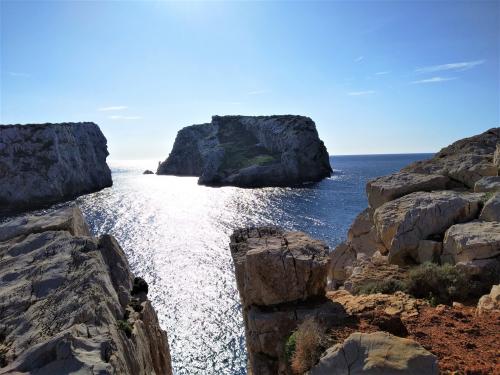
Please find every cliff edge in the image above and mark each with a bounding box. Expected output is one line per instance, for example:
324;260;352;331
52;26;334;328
0;206;172;375
0;122;113;216
157;115;332;187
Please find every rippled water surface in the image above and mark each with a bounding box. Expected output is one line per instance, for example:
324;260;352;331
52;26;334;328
73;154;431;375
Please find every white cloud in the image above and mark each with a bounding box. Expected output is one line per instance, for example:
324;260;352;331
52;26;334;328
375;71;390;75
98;106;128;111
8;72;30;77
247;89;269;95
411;76;457;84
354;56;364;62
108;115;141;120
348;90;376;96
415;60;485;73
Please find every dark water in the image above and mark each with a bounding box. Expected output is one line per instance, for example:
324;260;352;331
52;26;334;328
69;153;431;374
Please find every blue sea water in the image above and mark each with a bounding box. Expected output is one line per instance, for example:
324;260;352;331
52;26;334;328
72;153;432;375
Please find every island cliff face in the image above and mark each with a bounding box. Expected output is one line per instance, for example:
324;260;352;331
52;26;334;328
0;122;112;215
157;115;332;187
230;128;499;374
0;206;172;375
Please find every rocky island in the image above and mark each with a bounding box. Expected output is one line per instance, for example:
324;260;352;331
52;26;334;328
230;128;500;374
0;122;113;216
157;115;332;187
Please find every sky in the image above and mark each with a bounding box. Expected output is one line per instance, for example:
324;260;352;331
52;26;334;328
1;1;498;159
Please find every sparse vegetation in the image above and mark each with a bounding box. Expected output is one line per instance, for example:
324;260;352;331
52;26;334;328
288;317;327;374
117;319;133;338
355;279;407;295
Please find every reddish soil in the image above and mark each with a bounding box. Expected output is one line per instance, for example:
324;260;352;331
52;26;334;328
327;305;500;374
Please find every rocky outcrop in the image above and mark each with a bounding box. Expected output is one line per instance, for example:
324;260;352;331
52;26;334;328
309;332;438;375
0;122;112;215
474;176;500;192
477;284;500;314
157;115;332;187
229;227;344;374
0;206;172;374
143;170;154;175
479;193;500;221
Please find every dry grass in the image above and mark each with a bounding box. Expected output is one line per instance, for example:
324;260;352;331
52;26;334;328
290;317;326;374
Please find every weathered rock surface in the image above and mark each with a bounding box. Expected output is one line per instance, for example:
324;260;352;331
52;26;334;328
477;284;500;314
157;115;332;187
474;175;500;192
373;191;482;265
479;193;500;221
366;172;450;209
0;207;172;374
310;331;438;375
0;122;112;215
442;221;500;264
230;227;343;374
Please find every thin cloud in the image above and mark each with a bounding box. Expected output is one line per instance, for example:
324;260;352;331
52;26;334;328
375;71;390;75
99;106;128;111
354;56;364;62
348;90;376;96
108;115;141;120
8;72;30;77
415;60;485;73
247;89;269;95
411;76;457;84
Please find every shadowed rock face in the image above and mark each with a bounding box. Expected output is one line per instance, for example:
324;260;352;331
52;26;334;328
157;115;332;187
0;122;112;216
0;206;172;375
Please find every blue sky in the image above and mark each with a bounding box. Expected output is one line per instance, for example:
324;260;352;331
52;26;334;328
1;1;498;159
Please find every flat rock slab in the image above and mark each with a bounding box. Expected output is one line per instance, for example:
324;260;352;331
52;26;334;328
442;221;500;263
373;191;482;265
230;227;330;306
310;331;438;375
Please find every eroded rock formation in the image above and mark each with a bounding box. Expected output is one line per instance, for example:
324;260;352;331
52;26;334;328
157;115;332;187
0;122;112;215
0;206;172;375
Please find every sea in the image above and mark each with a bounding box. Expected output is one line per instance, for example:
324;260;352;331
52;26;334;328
69;154;429;374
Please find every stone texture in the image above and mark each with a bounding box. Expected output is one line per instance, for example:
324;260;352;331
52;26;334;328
416;240;442;263
479;193;500;221
366;172;450;209
157;115;332;187
442;221;500;263
403;128;499;188
477;284;500;314
474;176;500;192
373;191;482;265
310;331;438;375
0;122;112;215
494;144;500;170
0;207;172;375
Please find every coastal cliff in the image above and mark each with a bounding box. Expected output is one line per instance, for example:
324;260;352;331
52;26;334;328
0;122;112;215
231;128;500;374
157;115;332;187
0;206;172;374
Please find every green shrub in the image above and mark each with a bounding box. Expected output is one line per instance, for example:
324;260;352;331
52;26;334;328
117;320;133;338
355;279;407;295
285;331;297;362
289;318;326;374
406;262;468;305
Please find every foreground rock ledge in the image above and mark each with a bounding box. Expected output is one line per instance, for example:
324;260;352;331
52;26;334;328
157;115;332;187
0;206;172;375
0;122;113;216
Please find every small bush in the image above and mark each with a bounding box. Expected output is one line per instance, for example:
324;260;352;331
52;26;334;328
131;277;148;296
406;262;468;305
117;320;133;338
285;331;297;362
289;318;326;374
355;279;407;295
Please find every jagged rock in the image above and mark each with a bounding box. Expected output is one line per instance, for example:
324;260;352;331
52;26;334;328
0;122;112;215
157;115;332;187
474;176;500;192
143;170;154;175
477;284;500;314
309;331;438;375
402;128;499;188
442;221;500;264
0;207;172;375
230;227;330;306
479;193;500;221
366;172;450;209
373;191;482;265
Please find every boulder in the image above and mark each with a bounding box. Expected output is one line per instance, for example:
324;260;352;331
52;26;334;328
474;176;500;192
416;240;442;263
0;122;112;215
373;191;482;265
230;227;330;306
0;206;172;375
310;331;438;375
494;143;500;170
143;169;154;175
157;115;332;187
442;221;500;263
366;172;450;209
479;193;500;221
477;284;500;314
